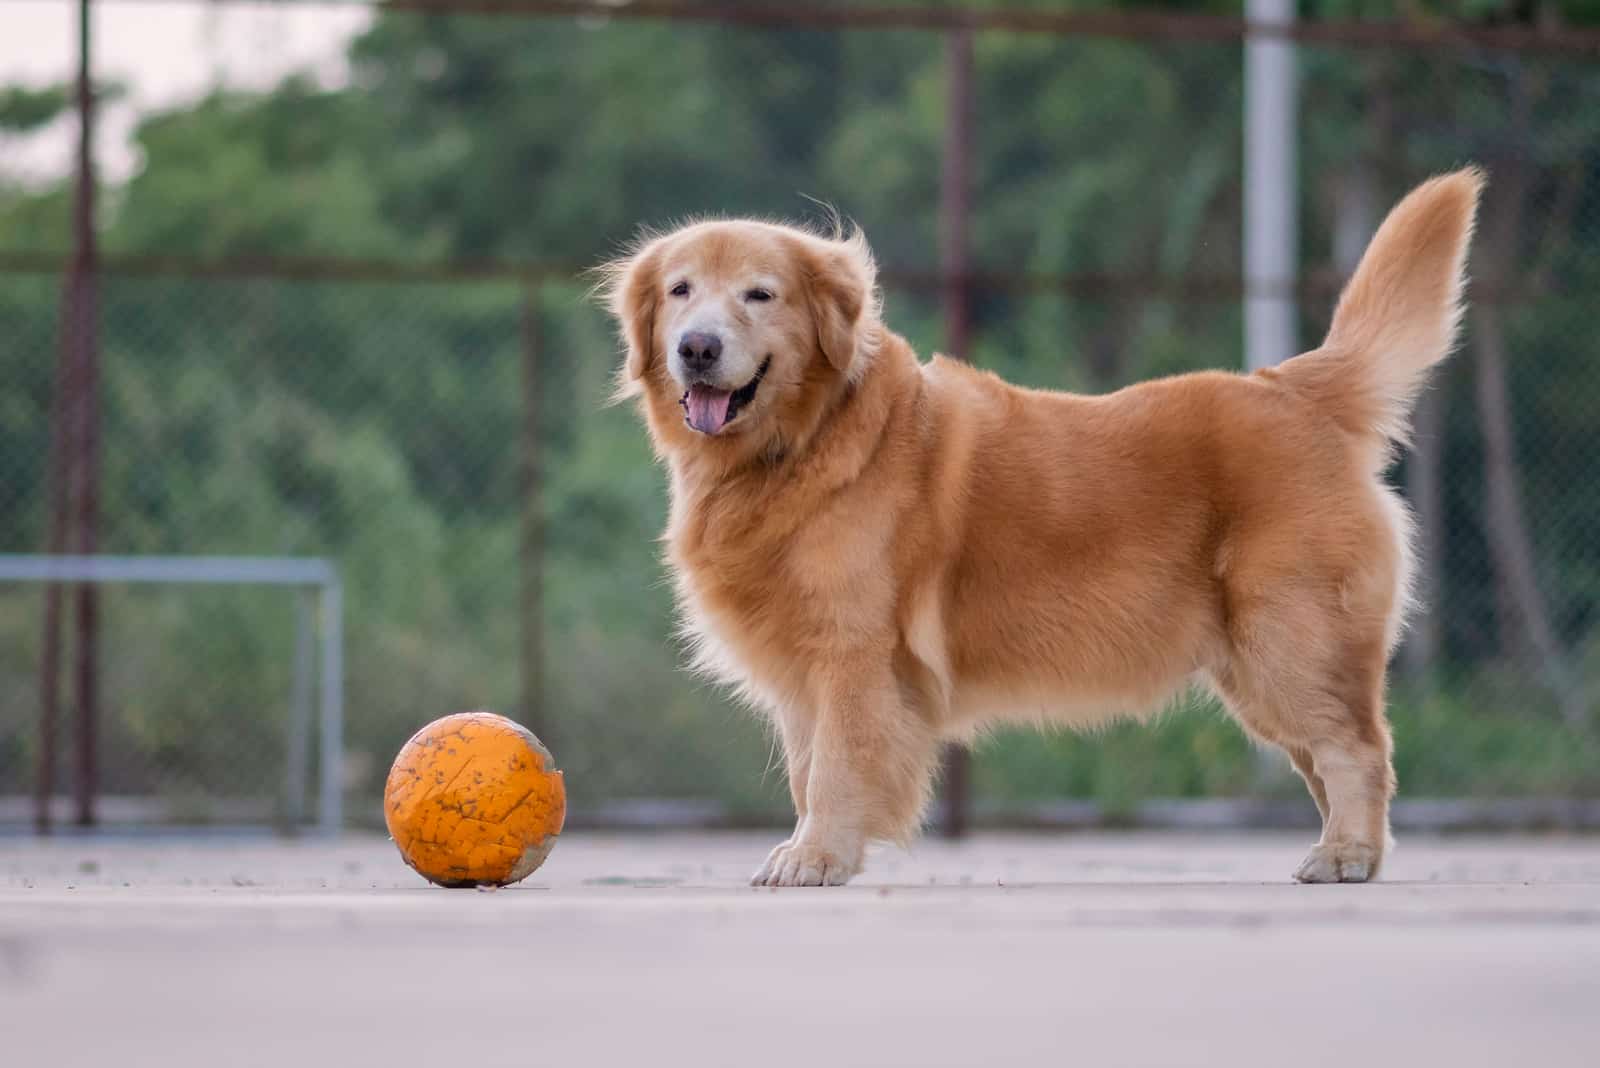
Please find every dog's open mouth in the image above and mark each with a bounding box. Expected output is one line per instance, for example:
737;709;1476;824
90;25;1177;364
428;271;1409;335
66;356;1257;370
681;357;770;436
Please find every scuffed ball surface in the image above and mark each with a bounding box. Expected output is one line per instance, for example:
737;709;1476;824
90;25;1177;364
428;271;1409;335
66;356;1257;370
383;711;566;888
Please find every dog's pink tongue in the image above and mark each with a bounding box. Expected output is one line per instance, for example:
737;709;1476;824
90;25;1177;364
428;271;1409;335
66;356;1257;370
685;385;733;434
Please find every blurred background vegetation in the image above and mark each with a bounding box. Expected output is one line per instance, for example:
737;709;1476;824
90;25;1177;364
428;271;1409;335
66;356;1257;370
1;0;1597;826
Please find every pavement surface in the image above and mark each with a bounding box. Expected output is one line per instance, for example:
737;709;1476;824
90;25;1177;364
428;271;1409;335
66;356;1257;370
2;831;1598;1067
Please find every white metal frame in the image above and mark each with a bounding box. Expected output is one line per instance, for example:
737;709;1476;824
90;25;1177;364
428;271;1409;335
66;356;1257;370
0;555;343;833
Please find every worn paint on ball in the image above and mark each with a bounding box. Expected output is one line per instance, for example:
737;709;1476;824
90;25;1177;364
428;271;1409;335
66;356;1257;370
384;711;566;888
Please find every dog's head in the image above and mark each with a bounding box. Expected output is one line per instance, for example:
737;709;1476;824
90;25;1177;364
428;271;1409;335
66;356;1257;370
601;219;880;461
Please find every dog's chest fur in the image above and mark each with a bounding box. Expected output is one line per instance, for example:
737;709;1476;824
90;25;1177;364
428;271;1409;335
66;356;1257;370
665;460;901;712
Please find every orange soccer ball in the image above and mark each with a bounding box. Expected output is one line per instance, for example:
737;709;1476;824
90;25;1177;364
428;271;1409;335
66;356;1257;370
384;711;566;888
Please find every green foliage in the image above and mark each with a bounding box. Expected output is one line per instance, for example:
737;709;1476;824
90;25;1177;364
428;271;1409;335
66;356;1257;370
1;4;1597;820
0;85;69;133
974;694;1261;814
112;81;413;258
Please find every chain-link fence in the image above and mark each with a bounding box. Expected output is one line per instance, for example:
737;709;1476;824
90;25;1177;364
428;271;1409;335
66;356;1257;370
2;1;1597;829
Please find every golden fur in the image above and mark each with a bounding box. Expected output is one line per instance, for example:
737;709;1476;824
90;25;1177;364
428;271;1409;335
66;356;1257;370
602;169;1484;885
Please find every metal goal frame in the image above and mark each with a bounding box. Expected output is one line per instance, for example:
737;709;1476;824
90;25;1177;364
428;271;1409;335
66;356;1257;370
0;555;343;833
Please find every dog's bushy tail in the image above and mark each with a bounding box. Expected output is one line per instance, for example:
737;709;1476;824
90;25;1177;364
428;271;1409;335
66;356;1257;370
1269;167;1484;459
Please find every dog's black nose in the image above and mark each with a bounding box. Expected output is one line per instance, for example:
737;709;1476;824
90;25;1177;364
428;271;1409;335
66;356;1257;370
678;331;723;373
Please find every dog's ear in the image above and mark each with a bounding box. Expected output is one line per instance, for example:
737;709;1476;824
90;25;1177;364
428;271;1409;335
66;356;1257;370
600;237;664;387
801;228;879;378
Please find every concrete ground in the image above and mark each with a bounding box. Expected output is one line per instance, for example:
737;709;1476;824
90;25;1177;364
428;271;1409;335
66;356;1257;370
2;831;1597;1067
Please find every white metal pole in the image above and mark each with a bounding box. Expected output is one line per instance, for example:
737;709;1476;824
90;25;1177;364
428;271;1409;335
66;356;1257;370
1244;0;1299;371
284;589;315;830
319;578;344;836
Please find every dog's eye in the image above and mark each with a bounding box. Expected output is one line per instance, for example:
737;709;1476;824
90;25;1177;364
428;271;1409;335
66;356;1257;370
669;281;690;297
744;288;773;303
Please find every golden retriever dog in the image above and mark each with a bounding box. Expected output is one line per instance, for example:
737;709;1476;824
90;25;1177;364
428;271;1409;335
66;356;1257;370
603;169;1482;886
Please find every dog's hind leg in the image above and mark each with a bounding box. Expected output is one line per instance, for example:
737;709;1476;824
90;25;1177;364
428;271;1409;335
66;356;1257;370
1214;588;1396;883
1295;726;1394;883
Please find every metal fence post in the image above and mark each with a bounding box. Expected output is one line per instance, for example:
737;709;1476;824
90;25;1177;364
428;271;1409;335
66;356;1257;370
68;0;102;828
36;0;102;833
1244;0;1299;371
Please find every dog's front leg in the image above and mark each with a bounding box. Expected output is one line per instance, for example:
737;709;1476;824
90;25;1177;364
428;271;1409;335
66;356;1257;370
752;709;815;870
751;671;939;887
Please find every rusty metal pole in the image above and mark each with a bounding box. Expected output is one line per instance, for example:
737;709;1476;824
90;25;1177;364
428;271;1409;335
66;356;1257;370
37;0;98;833
937;26;974;840
69;0;101;826
518;288;545;741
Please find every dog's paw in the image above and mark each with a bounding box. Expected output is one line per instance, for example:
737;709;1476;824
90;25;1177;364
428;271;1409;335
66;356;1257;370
1293;841;1380;883
751;840;857;887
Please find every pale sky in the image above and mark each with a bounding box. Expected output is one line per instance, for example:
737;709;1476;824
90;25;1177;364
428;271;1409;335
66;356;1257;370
0;0;371;185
